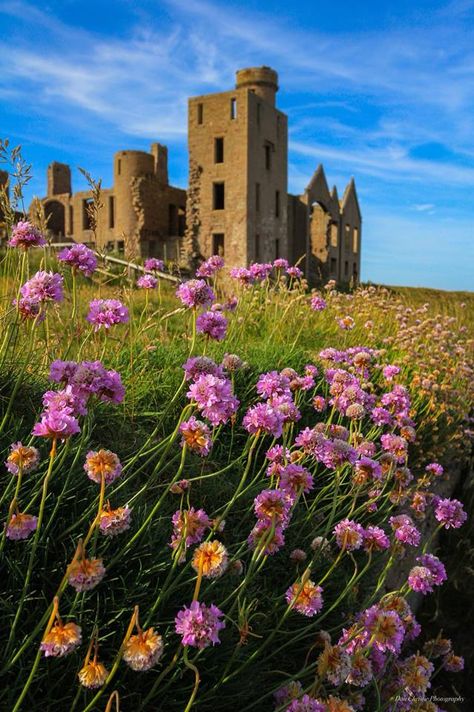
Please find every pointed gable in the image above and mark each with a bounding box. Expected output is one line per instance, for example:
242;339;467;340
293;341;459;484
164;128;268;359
304;164;331;211
341;177;362;223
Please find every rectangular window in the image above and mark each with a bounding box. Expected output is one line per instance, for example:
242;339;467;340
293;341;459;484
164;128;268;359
330;257;337;274
178;207;186;237
69;206;74;234
275;238;280;259
344;260;349;277
275;190;280;218
256;183;260;212
117;159;121;176
344;224;351;251
214;137;224;163
264;142;273;170
197;103;203;124
117;240;125;253
330;223;338;247
212;233;225;256
230;97;237;120
353;227;359;253
82;198;93;230
213;182;225;210
255;233;260;260
108;196;115;229
168;204;177;234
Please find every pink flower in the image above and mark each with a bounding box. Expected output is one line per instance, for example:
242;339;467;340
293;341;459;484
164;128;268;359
196;311;228;341
333;519;365;551
137;274;157;289
187;374;239;426
8;221;46;249
175;601;225;649
389;514;420;546
58;244;97;276
434;498;467;529
176;279;215;308
363;526;390;552
144;258;164;272
86;299;129;330
179;416;213;456
254;489;291;526
242;403;285;438
6;512;38;540
285;580;323;616
20;271;64;303
32;408;80;440
196;255;224;277
279;463;313;495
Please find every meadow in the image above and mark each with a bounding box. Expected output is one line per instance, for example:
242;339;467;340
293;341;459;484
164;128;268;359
0;155;472;712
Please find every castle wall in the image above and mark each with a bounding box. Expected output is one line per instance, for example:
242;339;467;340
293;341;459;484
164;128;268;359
187;88;250;264
246;90;288;262
30;66;361;277
187;67;288;266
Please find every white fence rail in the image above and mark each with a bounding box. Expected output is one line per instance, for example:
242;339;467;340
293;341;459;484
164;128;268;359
48;243;182;284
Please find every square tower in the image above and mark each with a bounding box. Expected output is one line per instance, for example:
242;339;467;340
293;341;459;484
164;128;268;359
187;66;288;266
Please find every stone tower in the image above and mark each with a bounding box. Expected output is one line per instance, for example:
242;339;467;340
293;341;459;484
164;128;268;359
187;66;288;265
113;149;156;245
47;162;71;196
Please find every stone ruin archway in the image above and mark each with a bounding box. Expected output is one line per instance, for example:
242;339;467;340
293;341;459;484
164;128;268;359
44;200;66;239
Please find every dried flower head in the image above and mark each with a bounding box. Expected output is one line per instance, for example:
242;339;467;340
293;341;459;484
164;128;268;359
41;621;82;657
84;449;122;485
5;442;40;475
123;627;164;671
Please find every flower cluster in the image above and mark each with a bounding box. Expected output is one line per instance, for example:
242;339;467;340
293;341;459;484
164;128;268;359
86;299;129;330
8;221;46;249
196;255;225;277
187;373;239;426
196;310;228;341
58;243;97;276
175;601;225;649
137;274;157;289
176;279;215;308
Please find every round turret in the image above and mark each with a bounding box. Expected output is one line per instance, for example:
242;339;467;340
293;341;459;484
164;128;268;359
113;151;155;240
235;66;279;106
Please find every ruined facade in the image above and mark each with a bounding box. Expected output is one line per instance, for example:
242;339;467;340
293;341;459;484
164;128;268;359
36;144;186;258
31;65;361;283
188;66;361;284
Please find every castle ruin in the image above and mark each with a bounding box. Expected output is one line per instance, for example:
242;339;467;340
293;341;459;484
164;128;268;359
32;66;361;284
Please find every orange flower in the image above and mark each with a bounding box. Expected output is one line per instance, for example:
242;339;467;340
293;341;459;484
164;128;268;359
192;540;228;579
123;628;164;671
78;660;108;689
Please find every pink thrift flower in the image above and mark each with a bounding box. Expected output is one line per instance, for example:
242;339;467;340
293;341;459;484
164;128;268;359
434;498;467;529
8;221;46;249
58;244;97;276
175;601;225;649
6;512;38;540
137;274;158;289
86;299;129;330
196;310;228;341
176;279;215;308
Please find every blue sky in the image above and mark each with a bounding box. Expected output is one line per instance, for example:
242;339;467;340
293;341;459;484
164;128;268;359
1;0;473;290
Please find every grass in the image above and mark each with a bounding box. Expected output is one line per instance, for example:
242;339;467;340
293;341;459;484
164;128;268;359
0;241;472;712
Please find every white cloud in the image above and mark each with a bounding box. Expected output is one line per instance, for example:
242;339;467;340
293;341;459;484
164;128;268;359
413;203;435;212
